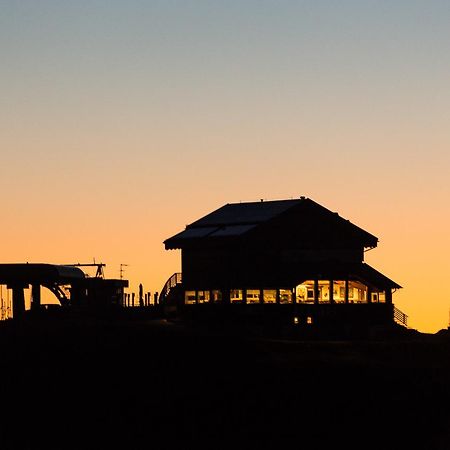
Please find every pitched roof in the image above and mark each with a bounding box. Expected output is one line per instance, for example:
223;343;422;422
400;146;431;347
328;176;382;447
189;199;302;227
164;197;378;249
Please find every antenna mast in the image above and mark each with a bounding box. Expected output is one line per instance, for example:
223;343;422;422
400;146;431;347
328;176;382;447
120;264;129;280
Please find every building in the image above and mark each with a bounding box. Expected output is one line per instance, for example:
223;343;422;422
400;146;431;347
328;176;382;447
162;197;406;336
0;263;128;319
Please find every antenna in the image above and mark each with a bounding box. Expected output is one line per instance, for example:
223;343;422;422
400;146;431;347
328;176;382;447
120;264;129;280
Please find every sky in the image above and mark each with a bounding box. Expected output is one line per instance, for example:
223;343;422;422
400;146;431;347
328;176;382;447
1;0;449;333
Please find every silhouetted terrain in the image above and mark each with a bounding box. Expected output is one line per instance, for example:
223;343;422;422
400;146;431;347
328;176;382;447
0;316;449;450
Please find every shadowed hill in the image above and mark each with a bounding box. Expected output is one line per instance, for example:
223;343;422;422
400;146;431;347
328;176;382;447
0;317;449;450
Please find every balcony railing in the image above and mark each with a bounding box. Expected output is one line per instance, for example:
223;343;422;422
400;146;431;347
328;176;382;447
159;273;182;304
394;306;408;328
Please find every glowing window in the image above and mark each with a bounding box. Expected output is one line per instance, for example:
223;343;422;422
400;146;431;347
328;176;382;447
198;290;210;304
307;316;313;325
246;289;260;304
263;290;276;304
185;291;196;305
230;289;243;303
279;289;292;304
296;281;315;303
347;281;368;303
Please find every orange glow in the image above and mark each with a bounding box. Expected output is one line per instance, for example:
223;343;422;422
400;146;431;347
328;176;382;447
2;2;449;333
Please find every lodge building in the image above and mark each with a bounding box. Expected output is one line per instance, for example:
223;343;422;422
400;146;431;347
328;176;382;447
162;197;405;332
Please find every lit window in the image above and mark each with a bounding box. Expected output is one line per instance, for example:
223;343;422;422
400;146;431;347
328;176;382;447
184;291;196;305
211;290;222;303
347;282;367;303
307;316;313;325
246;289;260;304
295;281;315;303
263;290;276;304
279;289;292;304
198;290;210;304
230;289;243;303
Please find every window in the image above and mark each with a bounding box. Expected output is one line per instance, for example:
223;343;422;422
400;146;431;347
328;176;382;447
263;290;277;304
246;289;260;304
230;289;243;303
296;281;315;303
279;289;292;304
347;282;367;303
211;290;222;303
185;291;196;305
198;290;210;304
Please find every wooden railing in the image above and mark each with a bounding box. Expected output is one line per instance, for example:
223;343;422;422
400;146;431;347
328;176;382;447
394;306;408;328
159;273;182;304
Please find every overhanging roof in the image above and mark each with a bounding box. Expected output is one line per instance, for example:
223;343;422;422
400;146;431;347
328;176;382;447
0;263;85;285
164;197;378;250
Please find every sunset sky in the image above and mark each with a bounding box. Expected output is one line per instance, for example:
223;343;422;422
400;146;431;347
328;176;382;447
1;1;449;333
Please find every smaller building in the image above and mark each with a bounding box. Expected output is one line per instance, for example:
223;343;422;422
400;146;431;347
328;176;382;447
162;197;406;336
0;263;128;319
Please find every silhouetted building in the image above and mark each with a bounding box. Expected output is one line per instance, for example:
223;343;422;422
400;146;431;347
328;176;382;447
162;197;406;334
0;263;128;318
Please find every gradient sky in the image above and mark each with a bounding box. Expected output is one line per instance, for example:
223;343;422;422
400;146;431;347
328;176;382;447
1;1;449;333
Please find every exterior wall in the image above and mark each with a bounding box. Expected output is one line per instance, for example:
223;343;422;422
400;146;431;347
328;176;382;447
182;245;366;291
176;302;396;337
281;248;363;263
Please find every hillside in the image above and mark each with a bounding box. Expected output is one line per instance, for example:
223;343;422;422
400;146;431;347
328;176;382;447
0;317;449;449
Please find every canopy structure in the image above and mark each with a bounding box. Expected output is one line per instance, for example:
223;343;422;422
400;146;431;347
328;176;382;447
0;263;86;319
0;263;85;285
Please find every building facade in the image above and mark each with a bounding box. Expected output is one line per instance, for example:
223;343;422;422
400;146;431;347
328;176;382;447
163;197;404;333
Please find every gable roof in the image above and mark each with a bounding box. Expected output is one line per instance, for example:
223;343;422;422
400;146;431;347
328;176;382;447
189;199;302;227
164;197;378;250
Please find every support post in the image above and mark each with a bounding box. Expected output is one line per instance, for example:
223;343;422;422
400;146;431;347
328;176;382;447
367;286;372;304
31;284;41;311
344;280;349;304
10;285;26;319
385;288;392;305
222;288;230;305
329;280;334;304
139;284;144;307
314;279;319;305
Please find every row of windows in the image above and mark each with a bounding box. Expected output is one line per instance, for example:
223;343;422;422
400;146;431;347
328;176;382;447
185;282;388;305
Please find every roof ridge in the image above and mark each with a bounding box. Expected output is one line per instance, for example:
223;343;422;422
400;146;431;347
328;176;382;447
229;197;306;205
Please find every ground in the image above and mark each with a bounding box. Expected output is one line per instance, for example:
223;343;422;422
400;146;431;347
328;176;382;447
0;315;449;450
